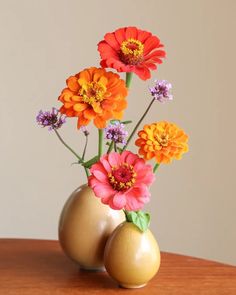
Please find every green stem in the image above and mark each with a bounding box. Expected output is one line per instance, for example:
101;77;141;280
98;129;104;159
123;209;129;222
82;136;88;161
125;72;133;88
114;142;117;152
107;141;114;154
82;136;90;178
54;129;89;179
84;167;89;178
153;163;160;173
54;129;83;162
122;98;155;151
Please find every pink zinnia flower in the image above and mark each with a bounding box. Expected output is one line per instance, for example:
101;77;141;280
88;151;155;211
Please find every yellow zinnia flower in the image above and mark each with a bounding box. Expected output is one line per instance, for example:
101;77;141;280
135;121;188;164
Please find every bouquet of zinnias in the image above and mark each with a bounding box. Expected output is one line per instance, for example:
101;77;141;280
37;26;188;288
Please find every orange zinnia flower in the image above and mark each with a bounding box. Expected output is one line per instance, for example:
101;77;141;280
98;26;166;81
135;122;188;164
58;67;128;129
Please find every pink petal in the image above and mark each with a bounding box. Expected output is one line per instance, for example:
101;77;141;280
132;184;150;198
88;176;99;188
90;162;106;174
133;158;146;171
108;152;121;167
124;194;143;211
125;152;138;165
93;183;115;199
120;150;130;162
93;170;108;182
111;192;127;210
100;157;112;173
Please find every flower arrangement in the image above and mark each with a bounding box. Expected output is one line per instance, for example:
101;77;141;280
37;26;188;232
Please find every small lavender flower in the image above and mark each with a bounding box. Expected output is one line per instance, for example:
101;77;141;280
80;126;89;136
149;80;173;103
36;107;66;130
105;122;128;145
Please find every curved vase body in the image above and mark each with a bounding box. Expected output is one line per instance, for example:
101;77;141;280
58;184;125;270
104;221;161;288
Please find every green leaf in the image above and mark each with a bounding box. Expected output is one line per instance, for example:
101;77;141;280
82;155;99;169
121;120;132;125
110;119;120;125
125;210;150;232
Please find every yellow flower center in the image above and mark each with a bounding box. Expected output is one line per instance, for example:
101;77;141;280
108;163;137;191
80;82;107;105
120;38;144;65
155;133;169;147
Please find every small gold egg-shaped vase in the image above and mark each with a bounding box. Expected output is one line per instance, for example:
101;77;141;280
104;221;161;288
58;184;125;271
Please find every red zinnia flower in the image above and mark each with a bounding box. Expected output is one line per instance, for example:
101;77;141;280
98;26;166;81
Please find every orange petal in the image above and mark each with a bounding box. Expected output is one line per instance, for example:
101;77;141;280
93;102;102;114
79;69;92;82
73;103;88;112
67;76;79;92
77;115;90;128
83;108;96;119
94;116;107;128
112;110;123;120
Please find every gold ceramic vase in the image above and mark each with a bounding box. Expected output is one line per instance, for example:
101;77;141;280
104;221;161;288
58;184;125;270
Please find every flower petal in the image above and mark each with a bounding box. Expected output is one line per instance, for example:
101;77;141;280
108;152;121;167
111;192;127;210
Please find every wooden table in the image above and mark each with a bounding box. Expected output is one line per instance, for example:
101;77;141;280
0;239;235;294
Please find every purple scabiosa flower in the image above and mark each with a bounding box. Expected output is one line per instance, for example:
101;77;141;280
149;80;173;103
36;107;66;130
105;122;128;145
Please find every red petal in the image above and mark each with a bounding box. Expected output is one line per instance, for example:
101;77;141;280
125;26;138;39
133;65;151;80
137;30;152;43
100;60;107;68
114;28;126;44
104;32;120;50
142;62;157;70
144;50;166;61
144;36;161;55
98;42;117;59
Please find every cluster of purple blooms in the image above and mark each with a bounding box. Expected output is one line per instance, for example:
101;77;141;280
149;80;173;103
105;121;128;145
36;108;66;130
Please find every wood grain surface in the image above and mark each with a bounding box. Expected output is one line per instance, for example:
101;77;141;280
0;239;235;294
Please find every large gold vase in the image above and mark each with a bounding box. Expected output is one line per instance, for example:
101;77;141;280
58;184;125;270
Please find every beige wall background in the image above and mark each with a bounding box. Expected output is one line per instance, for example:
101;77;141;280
0;0;236;265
